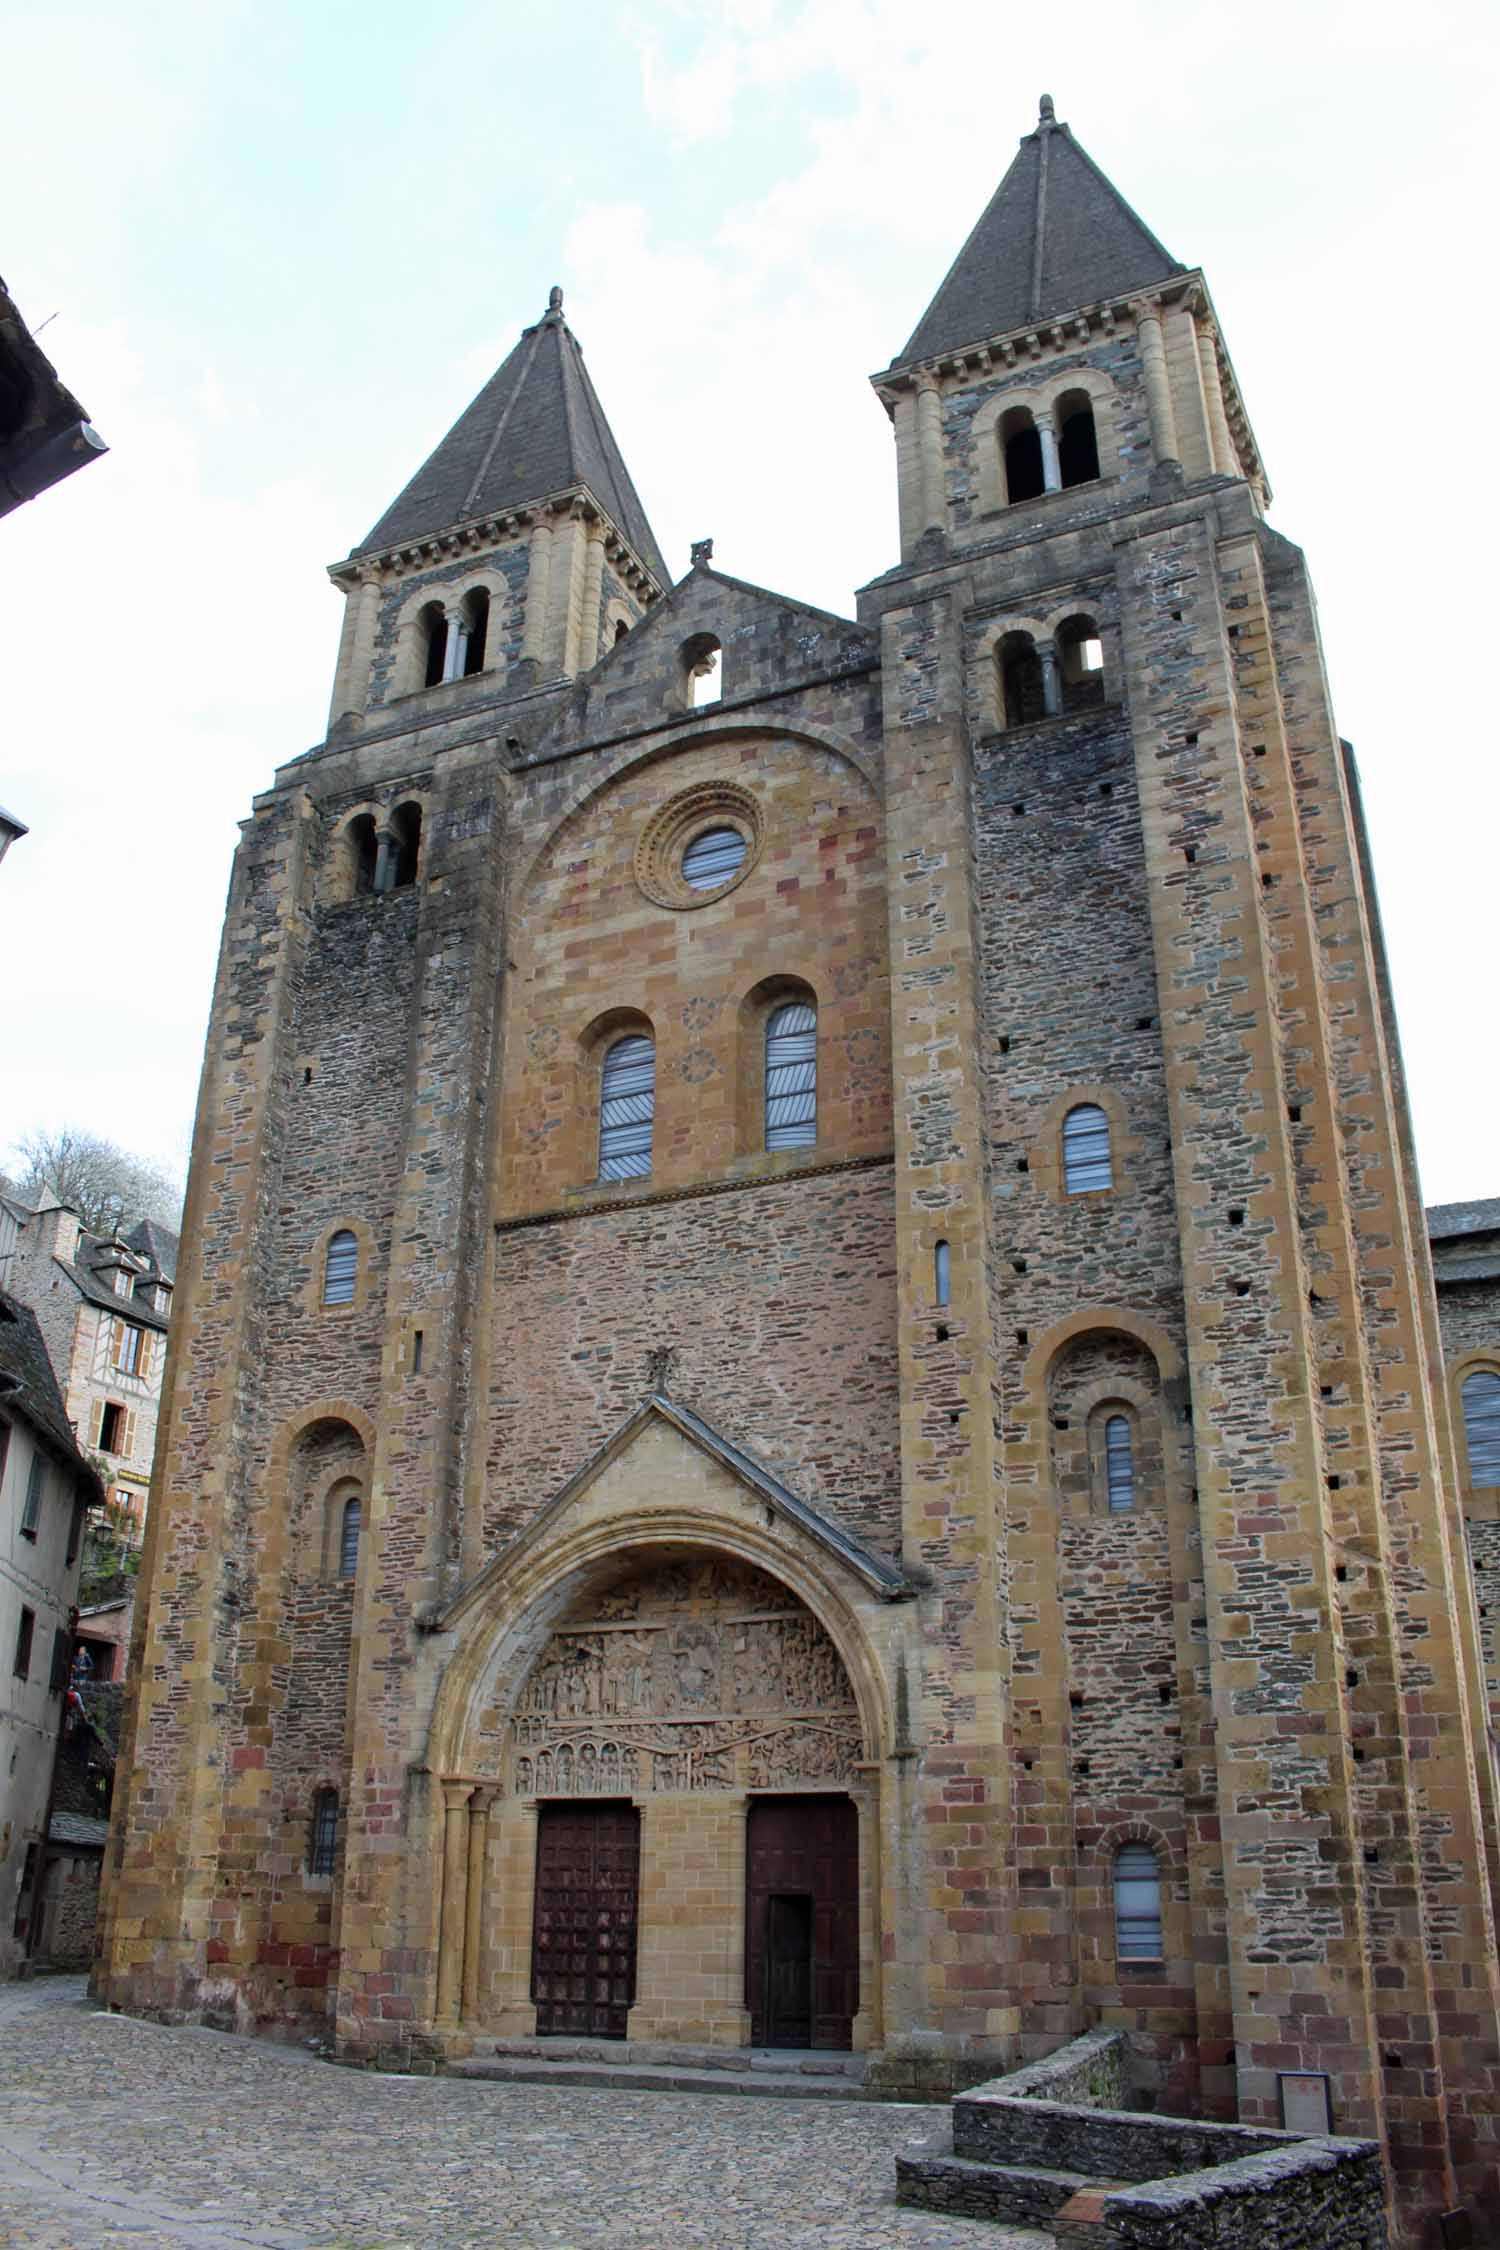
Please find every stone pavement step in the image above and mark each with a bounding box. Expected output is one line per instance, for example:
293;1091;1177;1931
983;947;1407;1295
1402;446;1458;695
475;2035;866;2078
896;2149;1098;2229
450;2054;869;2099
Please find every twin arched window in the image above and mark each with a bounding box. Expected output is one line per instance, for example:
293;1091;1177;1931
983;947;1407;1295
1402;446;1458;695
1063;1104;1112;1193
997;615;1105;730
596;1000;819;1181
1114;1842;1162;1958
323;1230;358;1306
1462;1369;1500;1488
1000;390;1101;506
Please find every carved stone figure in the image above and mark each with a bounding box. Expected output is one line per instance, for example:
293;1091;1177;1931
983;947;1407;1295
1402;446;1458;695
496;1555;861;1796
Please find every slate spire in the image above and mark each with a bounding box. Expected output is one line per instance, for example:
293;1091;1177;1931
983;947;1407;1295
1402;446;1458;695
896;98;1184;367
353;288;666;582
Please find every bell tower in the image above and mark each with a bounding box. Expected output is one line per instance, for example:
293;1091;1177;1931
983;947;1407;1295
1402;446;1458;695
860;96;1500;2237
325;286;665;729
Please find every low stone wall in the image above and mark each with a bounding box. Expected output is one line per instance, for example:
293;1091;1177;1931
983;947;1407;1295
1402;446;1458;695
954;2089;1287;2180
1098;2138;1388;2248
998;2027;1126;2110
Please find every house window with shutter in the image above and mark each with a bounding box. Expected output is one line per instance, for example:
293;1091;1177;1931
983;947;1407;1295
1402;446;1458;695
309;1789;340;1876
1104;1414;1135;1512
1462;1369;1500;1489
765;1001;817;1150
49;1627;72;1693
1062;1103;1112;1193
95;1400;133;1456
13;1606;35;1680
599;1035;655;1180
113;1320;143;1376
1114;1842;1163;1959
20;1454;45;1538
323;1230;358;1307
339;1496;362;1580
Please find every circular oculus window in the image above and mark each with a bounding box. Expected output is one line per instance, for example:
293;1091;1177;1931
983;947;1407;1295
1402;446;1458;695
635;783;762;909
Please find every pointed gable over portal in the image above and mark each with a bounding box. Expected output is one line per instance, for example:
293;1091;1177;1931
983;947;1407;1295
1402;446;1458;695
353;287;666;582
896;95;1184;366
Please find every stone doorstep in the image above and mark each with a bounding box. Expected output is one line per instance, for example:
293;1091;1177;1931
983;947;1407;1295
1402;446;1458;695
474;2036;865;2079
449;2056;866;2100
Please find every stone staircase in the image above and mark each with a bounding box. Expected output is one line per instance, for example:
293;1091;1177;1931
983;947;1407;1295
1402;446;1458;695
451;2034;868;2101
896;2044;1390;2246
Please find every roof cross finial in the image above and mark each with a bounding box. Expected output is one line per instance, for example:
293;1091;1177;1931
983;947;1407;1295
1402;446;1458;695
1039;92;1056;125
690;537;714;569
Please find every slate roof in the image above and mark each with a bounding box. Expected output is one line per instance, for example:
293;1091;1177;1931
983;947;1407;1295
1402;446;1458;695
0;274;107;515
895;99;1184;368
56;1234;172;1335
0;1287;99;1490
1427;1198;1500;1242
353;292;666;581
123;1217;179;1285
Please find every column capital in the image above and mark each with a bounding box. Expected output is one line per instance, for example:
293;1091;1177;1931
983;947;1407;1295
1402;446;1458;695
441;1779;475;1813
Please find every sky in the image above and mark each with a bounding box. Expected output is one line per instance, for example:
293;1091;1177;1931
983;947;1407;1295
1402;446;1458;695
1;0;1496;1204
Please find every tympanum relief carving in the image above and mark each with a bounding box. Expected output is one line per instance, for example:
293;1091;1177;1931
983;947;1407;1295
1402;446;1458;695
499;1559;863;1797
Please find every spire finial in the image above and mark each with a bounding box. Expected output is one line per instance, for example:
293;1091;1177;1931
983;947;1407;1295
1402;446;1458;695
546;284;564;320
1039;93;1056;125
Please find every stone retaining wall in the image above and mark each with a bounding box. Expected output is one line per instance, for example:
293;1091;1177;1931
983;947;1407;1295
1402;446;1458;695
995;2027;1126;2110
1097;2138;1388;2248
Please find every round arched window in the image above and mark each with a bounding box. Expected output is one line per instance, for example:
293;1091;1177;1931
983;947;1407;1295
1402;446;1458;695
681;826;747;891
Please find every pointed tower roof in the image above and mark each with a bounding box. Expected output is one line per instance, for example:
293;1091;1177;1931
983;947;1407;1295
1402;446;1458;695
352;288;666;579
896;97;1184;367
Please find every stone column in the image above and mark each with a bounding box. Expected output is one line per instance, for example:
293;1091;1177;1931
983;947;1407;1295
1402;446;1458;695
328;571;382;726
462;1786;496;2025
520;516;554;672
1164;304;1213;480
580;521;607;670
892;386;922;561
435;1781;473;2027
1035;407;1062;494
915;375;946;540
1038;643;1061;717
551;511;588;677
1196;327;1236;476
1135;308;1179;468
440;605;468;684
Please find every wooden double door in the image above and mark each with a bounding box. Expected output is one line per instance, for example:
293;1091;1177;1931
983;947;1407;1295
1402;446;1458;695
745;1793;859;2050
528;1793;859;2047
531;1802;640;2037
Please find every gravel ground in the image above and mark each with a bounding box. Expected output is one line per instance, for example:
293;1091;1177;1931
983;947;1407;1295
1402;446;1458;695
0;1978;1050;2249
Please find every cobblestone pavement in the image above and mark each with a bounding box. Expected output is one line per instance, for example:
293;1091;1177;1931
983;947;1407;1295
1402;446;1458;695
0;1980;1050;2249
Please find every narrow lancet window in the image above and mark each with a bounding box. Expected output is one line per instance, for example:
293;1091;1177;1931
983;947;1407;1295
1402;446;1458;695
323;1229;358;1306
1462;1369;1500;1487
309;1789;340;1876
1104;1414;1134;1512
339;1496;362;1579
1063;1104;1112;1193
765;1001;817;1149
599;1035;655;1180
1114;1843;1162;1958
934;1239;951;1308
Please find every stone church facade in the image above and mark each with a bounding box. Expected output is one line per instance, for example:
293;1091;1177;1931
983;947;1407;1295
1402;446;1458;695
99;102;1500;2240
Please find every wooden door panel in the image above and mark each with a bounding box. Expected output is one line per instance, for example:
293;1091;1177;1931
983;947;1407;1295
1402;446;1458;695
745;1794;858;2049
531;1802;639;2037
